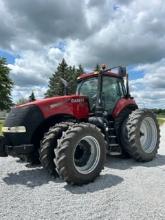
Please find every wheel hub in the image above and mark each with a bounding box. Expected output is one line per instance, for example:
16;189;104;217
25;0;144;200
73;136;100;174
74;141;91;167
140;117;158;153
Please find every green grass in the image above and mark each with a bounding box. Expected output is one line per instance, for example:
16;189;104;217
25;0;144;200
0;120;4;135
157;114;165;118
157;113;165;126
157;118;165;126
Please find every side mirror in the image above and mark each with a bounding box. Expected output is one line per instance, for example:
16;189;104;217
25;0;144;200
59;77;68;95
118;67;126;77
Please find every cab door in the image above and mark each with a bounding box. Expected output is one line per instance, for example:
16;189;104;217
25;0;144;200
102;76;124;113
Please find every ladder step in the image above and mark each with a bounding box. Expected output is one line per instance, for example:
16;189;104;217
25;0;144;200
110;152;122;156
110;135;116;138
110;143;119;147
109;128;114;130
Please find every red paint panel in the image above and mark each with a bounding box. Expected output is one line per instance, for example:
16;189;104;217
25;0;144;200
17;95;89;119
112;98;137;118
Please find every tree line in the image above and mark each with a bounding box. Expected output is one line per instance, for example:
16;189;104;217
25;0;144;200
152;109;165;115
0;57;101;110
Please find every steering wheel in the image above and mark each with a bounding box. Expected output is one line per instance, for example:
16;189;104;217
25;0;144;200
91;94;97;100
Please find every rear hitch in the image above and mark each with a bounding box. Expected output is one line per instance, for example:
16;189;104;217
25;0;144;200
0;136;8;157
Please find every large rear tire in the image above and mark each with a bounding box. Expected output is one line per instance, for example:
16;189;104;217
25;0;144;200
126;109;160;162
55;123;106;185
39;122;73;175
115;108;133;157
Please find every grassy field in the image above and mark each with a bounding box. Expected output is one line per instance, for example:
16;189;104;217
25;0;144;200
0;120;4;135
157;114;165;118
157;118;165;126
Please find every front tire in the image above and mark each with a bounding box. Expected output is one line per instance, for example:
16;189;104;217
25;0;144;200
39;122;73;175
126;109;160;162
55;123;106;185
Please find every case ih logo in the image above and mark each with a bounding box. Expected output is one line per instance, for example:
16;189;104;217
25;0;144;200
49;98;85;109
71;98;85;103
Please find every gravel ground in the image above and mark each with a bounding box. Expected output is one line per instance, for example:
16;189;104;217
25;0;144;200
0;125;165;220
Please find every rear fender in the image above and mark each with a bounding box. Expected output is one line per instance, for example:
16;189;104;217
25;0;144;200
112;98;138;118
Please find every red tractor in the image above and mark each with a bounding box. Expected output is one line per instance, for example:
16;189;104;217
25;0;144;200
0;66;160;185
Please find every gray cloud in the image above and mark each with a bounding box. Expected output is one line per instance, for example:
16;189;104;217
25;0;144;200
88;0;106;7
66;0;165;67
8;47;65;96
2;0;91;48
11;72;46;87
116;0;133;5
0;0;165;107
0;1;16;50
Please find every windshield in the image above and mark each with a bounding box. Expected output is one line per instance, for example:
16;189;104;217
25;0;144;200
77;76;125;112
77;77;98;108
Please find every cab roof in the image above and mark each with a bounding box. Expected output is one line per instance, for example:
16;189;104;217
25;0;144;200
77;70;125;81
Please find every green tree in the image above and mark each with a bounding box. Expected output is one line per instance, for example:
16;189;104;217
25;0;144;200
76;64;84;76
67;64;84;94
29;91;36;101
94;64;100;71
45;58;68;97
0;57;13;110
45;59;83;97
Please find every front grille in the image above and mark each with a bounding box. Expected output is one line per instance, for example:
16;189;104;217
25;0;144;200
4;105;44;146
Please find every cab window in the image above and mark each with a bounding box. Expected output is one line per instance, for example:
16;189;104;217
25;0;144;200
77;76;124;113
77;77;98;108
102;76;124;112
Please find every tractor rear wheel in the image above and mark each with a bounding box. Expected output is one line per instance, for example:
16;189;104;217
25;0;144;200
115;108;133;157
126;109;160;162
39;122;73;175
55;123;106;185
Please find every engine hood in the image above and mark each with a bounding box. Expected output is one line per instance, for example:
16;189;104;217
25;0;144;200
16;95;87;108
16;95;89;119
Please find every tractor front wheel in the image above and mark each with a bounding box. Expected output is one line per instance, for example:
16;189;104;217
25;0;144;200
55;123;106;185
39;122;73;176
126;109;160;162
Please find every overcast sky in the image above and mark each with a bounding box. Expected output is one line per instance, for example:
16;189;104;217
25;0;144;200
0;0;165;108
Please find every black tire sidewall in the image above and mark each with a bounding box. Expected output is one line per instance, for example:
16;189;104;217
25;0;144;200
115;108;133;155
63;126;106;183
133;111;159;160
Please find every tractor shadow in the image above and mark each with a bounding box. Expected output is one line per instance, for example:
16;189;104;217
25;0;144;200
3;167;123;192
64;153;165;194
64;173;124;194
3;153;165;191
106;154;165;170
2;167;62;188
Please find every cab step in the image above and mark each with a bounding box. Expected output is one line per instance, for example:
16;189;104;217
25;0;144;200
109;143;122;156
110;135;116;138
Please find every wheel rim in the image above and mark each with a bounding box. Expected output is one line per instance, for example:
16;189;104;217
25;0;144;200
73;136;100;174
140;117;158;153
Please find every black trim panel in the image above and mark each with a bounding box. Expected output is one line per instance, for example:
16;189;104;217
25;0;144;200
4;105;44;146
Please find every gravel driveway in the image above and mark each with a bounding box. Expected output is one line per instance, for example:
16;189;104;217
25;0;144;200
0;125;165;220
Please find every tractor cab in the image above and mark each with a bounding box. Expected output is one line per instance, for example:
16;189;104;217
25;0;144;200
76;66;129;115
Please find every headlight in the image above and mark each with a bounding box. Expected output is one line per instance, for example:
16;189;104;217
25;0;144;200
2;126;26;133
